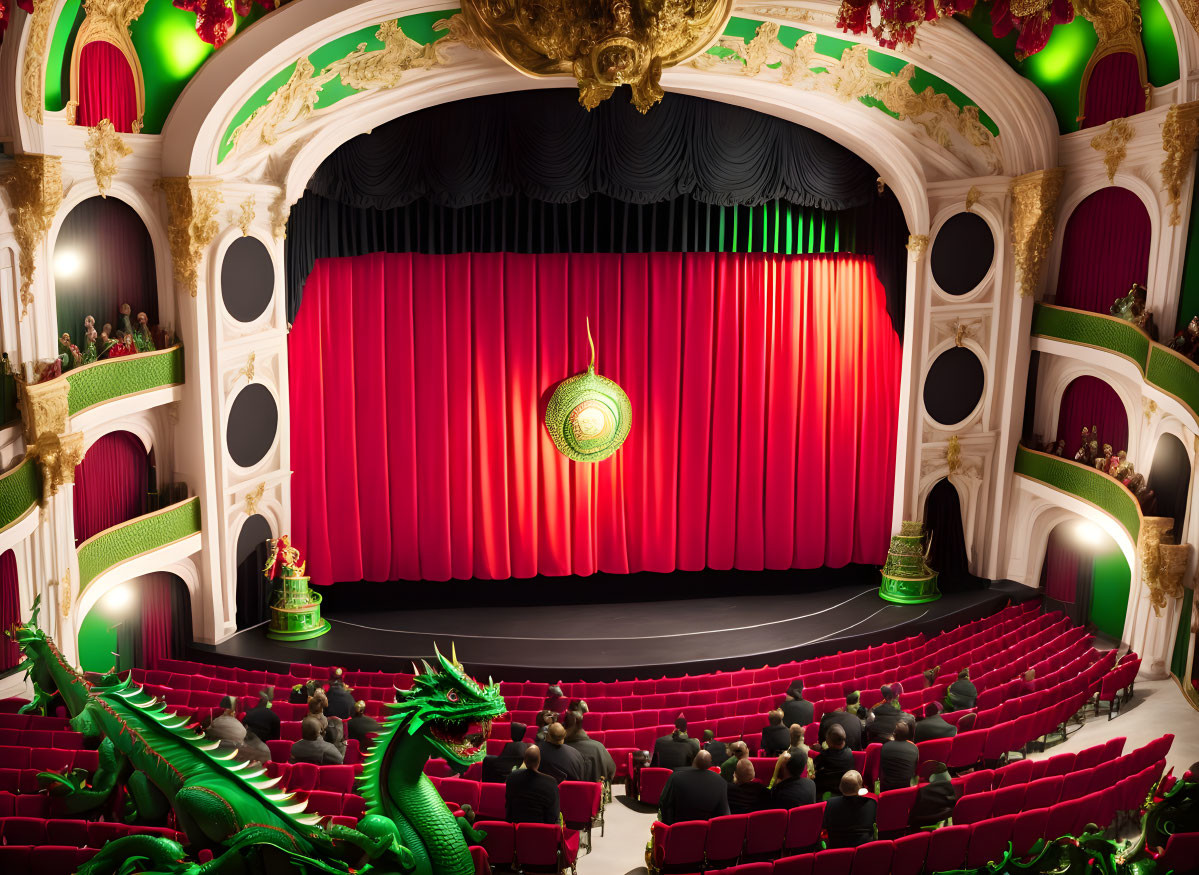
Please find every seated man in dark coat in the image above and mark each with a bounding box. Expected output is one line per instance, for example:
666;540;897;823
945;669;978;711
878;720;919;791
823;771;877;848
781;682;814;729
243;687;281;742
914;702;957;742
538;722;585;783
544;685;570;717
652;715;700;769
867;686;905;745
771;748;817;809
659;751;730;824
483;721;530;782
347;700;383;751
813;724;855;797
719;740;749;783
701;729;727;763
290;716;344;765
505;746;560;824
819;694;865;751
562;711;616;783
759;709;790;756
727;757;771;814
325;667;356;720
909;761;957;828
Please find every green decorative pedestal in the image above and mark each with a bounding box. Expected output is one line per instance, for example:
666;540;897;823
267;574;330;641
879;520;941;604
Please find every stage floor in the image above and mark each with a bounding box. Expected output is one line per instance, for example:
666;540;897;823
195;580;1039;681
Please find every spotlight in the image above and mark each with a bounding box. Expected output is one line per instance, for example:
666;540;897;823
1073;521;1104;548
104;584;133;615
54;249;82;279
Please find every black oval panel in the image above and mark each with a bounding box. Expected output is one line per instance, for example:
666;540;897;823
227;383;279;467
221;237;274;323
924;346;985;425
931;212;994;295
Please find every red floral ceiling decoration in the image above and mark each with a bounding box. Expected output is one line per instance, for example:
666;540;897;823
172;0;285;49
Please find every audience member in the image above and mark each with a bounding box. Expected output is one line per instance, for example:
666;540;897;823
325;716;347;758
206;696;246;750
814;724;854;797
909;761;957;828
567;699;589;718
534;709;557;743
878;720;918;791
770;725;807;786
914;702;957;742
290;716;344;765
771;748;816;808
782;682;814;728
652;715;700;769
544;685;570;716
820;694;864;751
562;710;616;783
243;687;280;742
500;721;531;760
288;681;314;705
922;665;942;688
867;685;904;744
307;690;329;734
659;751;730;824
505;746;560;825
727;757;770;814
760;709;790;756
945;669;978;711
720;741;749;782
702;729;727;762
347;700;383;751
538;723;585;782
235;730;271;766
326;667;356;720
823;771;877;848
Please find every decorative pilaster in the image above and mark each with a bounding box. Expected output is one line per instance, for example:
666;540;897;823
1008;168;1065;298
155;178;222;297
1;155;65;320
1160;102;1199;226
85;120;132;198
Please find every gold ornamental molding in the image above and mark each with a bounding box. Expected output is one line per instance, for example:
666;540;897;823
906;234;929;261
1161;101;1199;226
965;186;982;212
236;196;256;236
67;0;149;132
1140;515;1191;617
447;0;734;113
16;376;85;502
155;177;222;297
1090;117;1134;184
945;434;962;476
20;0;55;123
244;482;266;517
85;120;133;198
1;154;64;320
1008;167;1065;298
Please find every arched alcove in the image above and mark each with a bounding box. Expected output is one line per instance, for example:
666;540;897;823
1079;52;1146;129
77;572;192;672
73;431;150;545
1055;188;1150;315
1147;433;1191;543
55;197;158;357
1056;375;1129;459
73;40;140;132
235;514;274;631
923;478;975;590
1040;520;1130;637
0;550;18;673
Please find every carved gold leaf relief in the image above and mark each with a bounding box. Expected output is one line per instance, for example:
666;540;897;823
965;186;982;211
1090;117;1133;184
245;482;266;517
85;120;133;198
236;196;256;236
155;178;222;298
906;234;929;261
1161;102;1199;226
1;155;64;320
21;0;55;123
1008;168;1064;298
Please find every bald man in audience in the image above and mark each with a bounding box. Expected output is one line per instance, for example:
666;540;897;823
760;709;790;756
823;771;877;848
771;748;817;809
720;740;750;782
347;700;383;751
659;750;730;824
701;729;727;762
726;757;770;814
538;722;585;782
814;723;855;796
652;715;700;769
505;746;560;824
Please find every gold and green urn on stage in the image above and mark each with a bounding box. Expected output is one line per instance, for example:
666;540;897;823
264;536;331;641
879;520;941;604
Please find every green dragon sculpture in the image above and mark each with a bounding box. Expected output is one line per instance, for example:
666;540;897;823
9;597;507;875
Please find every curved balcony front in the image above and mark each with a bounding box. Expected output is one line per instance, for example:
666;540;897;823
1031;304;1199;430
0;457;41;547
76;496;202;594
64;345;184;426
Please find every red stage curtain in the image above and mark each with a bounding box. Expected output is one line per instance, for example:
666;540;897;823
139;573;174;670
1081;53;1145;129
74;40;138;133
290;252;901;584
1056;376;1128;458
0;550;18;671
1055;188;1149;314
1041;526;1079;603
73;431;148;545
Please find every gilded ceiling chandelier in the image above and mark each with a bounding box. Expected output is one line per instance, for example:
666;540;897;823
455;0;735;112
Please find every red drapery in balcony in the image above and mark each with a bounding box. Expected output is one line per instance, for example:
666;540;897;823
1056;375;1129;458
289;251;902;584
139;573;177;670
0;550;18;671
1055;187;1150;314
74;40;138;133
1041;525;1080;603
73;431;148;545
1081;53;1145;130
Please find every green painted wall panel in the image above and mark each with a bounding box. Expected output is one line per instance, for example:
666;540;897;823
1088;547;1131;639
45;0;82;111
1177;173;1199;331
1172;587;1194;680
1141;0;1180;87
77;606;116;674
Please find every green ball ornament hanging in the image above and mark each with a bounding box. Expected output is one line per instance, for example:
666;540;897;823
544;319;631;462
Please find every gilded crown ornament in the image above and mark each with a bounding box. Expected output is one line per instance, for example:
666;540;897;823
545;319;632;462
452;0;734;112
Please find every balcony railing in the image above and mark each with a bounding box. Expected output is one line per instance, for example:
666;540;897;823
0;457;40;535
1031;304;1199;427
64;344;184;417
76;496;201;593
1013;444;1142;544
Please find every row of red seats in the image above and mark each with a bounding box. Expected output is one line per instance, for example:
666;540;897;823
0;729;85;750
0;714;69;731
649;758;1166;874
0;792;51;818
0;845;97;874
0;748;100;774
0;817;182;847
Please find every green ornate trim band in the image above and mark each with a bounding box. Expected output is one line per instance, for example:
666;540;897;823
77;496;201;592
65;345;185;417
1013;444;1141;544
0;457;40;535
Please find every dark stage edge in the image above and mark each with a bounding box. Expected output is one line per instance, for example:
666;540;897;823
194;581;1039;682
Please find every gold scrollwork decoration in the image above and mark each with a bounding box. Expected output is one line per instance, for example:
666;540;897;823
156;178;222;297
1;154;64;320
237;196;256;236
21;0;55;123
946;435;962;476
238;352;256;384
1008;168;1065;298
1161;102;1199;226
245;482;266;517
1141;516;1191;617
1090;117;1134;184
965;186;982;212
907;234;930;261
85;120;133;198
16;376;87;501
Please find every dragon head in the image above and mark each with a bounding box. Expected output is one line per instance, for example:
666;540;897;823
391;644;507;766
